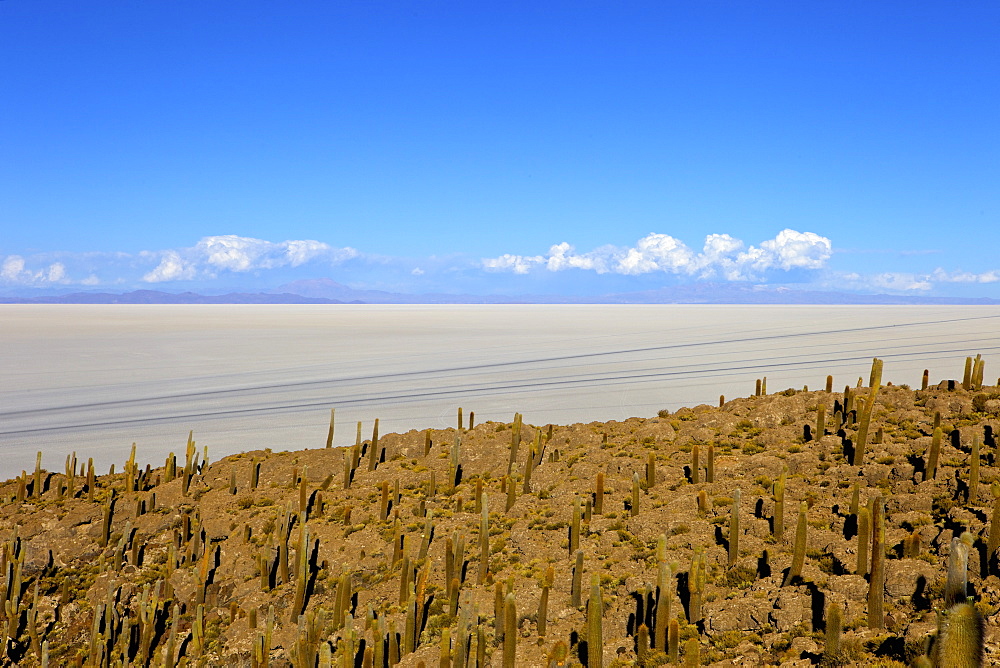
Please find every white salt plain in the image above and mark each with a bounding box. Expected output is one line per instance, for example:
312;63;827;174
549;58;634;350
1;304;998;480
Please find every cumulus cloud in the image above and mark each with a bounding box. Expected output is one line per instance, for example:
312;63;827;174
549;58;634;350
930;268;1000;284
143;251;197;283
140;235;360;283
869;272;933;291
0;255;72;285
482;229;834;281
482;253;545;274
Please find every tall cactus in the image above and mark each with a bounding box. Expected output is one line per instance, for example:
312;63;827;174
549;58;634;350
935;602;985;667
587;575;603;668
853;357;883;466
783;501;807;586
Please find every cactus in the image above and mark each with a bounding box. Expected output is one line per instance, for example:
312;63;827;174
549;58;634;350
368;419;380;471
637;624;649;665
853;357;883;466
654;536;672;651
868;498;885;629
824;601;842;663
945;533;973;607
668;618;679;663
326;407;335;448
987;484;1000;567
926;426;943;480
816;404;826;438
691;444;700;484
570;496;582;555
688;548;706;623
587;574;603;668
706;443;715;483
646;452;656;488
782;501;807;586
291;524;312;621
380;481;390;522
773;468;786;540
508;413;522;475
935;602;984;667
970;433;981;505
683;638;700;667
631;473;640;517
856;505;870;575
522;436;534;493
478;493;489;585
538;565;553;637
729;488;741;567
299;465;309;515
572;549;584;608
595;472;604;516
503;592;516;668
697;489;709;515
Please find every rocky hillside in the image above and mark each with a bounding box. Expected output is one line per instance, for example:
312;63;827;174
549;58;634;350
0;358;996;667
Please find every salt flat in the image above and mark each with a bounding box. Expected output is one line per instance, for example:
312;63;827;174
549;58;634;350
1;304;998;479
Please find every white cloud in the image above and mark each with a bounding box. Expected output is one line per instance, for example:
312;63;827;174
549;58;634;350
931;268;1000;284
482;253;545;274
482;229;834;281
141;235;359;283
0;255;71;285
143;251;197;283
1;256;25;282
616;234;696;275
869;273;933;291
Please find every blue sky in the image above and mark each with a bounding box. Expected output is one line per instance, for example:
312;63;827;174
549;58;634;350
2;1;998;297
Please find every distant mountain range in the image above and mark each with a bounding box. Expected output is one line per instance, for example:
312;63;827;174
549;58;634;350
2;279;999;305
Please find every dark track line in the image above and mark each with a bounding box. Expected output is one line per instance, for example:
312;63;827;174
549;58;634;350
4;343;997;437
2;313;996;419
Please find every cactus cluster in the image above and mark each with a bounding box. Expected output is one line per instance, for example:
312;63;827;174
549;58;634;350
0;355;997;665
